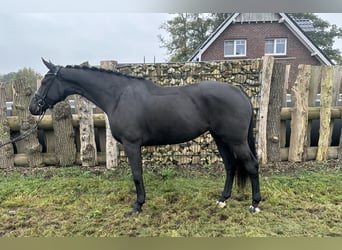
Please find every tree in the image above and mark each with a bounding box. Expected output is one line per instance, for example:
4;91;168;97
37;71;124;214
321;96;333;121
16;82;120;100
159;14;201;62
290;13;342;64
15;68;40;92
0;72;16;82
159;13;230;62
159;13;342;64
1;68;41;101
208;13;231;30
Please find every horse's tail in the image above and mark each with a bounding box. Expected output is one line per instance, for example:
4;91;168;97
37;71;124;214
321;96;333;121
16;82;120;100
247;111;257;159
236;104;257;189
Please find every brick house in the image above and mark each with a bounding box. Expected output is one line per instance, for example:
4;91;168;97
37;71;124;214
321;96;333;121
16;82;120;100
189;13;333;89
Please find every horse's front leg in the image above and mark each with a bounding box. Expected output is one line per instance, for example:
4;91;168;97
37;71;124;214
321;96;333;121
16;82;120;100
123;141;145;214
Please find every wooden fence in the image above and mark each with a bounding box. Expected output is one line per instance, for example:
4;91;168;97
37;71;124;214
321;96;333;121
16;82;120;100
257;57;342;164
1;57;341;169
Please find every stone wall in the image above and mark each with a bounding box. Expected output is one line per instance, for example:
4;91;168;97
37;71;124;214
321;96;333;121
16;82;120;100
115;60;263;166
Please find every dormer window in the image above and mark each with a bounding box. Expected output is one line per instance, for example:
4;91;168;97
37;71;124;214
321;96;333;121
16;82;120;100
224;39;247;57
265;38;287;55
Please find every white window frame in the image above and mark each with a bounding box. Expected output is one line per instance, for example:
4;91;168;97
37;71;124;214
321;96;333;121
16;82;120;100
265;38;287;56
224;39;247;57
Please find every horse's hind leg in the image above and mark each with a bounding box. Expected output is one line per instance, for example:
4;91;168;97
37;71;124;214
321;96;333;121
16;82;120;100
232;143;261;213
211;133;236;208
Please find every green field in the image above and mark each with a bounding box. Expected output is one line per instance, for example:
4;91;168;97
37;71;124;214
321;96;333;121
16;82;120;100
0;162;341;237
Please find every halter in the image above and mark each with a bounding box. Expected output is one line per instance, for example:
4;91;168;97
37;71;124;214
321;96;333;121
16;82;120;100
34;67;61;110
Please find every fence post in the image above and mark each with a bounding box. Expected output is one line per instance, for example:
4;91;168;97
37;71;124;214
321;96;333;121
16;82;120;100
316;66;333;161
100;60;119;169
332;66;342;106
267;62;286;162
74;61;97;167
307;66;321;149
12;77;43;167
332;66;342;160
256;56;274;165
329;66;342;149
0;82;14;168
75;94;98;167
52;101;76;166
279;65;290;151
288;64;311;162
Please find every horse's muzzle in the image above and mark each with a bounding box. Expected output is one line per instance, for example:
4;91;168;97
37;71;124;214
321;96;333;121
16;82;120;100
29;102;41;115
29;96;45;115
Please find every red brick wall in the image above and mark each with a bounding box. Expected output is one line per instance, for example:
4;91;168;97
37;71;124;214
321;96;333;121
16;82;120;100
201;22;322;89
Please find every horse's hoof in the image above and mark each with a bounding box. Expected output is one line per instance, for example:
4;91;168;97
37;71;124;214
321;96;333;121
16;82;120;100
249;205;261;214
124;210;140;217
125;205;142;217
132;203;143;214
216;200;227;208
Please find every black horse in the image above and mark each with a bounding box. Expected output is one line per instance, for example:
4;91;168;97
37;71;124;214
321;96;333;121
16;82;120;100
29;59;261;214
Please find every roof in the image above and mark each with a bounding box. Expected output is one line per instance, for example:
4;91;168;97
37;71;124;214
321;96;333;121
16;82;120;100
293;18;315;32
188;13;333;65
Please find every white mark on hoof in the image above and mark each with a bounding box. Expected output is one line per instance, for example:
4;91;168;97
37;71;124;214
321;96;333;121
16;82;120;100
216;201;226;208
8;210;16;216
249;205;261;214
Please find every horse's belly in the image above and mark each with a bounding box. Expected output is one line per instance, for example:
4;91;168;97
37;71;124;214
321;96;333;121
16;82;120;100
143;119;208;146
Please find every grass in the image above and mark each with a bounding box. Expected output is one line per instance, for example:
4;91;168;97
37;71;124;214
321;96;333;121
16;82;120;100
0;162;341;237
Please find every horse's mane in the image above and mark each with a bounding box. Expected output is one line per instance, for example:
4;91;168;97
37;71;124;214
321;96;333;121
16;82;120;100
64;64;146;81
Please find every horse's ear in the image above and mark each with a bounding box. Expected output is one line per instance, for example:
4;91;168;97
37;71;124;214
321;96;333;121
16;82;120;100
42;57;57;72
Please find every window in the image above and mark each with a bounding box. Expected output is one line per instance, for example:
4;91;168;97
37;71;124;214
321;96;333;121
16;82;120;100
224;40;246;57
265;38;287;55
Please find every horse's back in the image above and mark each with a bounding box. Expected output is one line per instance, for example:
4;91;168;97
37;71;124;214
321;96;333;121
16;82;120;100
197;81;251;113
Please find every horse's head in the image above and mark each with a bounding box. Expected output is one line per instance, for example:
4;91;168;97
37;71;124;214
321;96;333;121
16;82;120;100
29;58;65;115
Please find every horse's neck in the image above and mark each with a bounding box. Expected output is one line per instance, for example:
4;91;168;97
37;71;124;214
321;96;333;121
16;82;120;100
62;69;126;114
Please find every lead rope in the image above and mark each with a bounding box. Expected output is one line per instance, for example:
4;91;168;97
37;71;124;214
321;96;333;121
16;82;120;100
0;111;46;149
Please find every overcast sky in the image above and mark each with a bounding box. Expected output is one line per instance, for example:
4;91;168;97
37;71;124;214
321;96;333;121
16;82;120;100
0;13;170;74
0;13;341;75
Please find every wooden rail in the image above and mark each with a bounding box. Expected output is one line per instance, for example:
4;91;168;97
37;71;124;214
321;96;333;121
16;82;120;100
7;114;106;131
